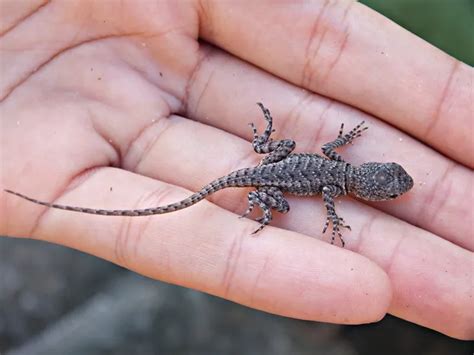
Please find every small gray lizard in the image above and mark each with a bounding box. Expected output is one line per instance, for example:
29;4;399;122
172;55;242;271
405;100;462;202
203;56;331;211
5;103;414;246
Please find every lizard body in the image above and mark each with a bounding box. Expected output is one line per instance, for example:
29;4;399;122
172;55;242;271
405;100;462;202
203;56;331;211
5;103;414;246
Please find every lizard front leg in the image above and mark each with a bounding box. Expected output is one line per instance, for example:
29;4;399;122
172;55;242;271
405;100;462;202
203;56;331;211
321;185;351;246
249;103;295;165
321;121;367;162
240;187;289;234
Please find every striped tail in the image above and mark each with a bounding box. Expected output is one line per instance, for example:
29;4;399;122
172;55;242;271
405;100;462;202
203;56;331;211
4;168;257;216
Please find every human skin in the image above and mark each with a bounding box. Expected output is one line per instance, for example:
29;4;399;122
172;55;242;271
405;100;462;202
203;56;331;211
1;0;472;340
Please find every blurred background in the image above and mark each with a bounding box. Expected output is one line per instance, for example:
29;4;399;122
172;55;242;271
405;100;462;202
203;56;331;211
1;1;473;354
362;0;473;65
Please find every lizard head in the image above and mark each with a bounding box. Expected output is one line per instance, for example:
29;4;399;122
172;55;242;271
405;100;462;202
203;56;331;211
347;162;414;201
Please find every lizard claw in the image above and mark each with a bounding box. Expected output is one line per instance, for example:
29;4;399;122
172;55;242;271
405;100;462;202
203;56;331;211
322;219;330;234
239;208;253;219
251;224;265;235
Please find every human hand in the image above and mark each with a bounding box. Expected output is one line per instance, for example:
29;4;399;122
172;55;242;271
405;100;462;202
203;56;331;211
1;1;472;340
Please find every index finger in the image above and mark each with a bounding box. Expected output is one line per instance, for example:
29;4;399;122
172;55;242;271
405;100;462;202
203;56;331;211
198;0;473;167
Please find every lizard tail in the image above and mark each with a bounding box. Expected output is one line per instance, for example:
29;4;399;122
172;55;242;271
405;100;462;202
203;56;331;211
4;168;255;217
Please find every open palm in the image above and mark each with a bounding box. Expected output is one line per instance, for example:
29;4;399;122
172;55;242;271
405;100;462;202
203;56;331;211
1;1;472;340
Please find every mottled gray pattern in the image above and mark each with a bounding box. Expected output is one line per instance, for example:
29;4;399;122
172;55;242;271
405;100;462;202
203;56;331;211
5;103;414;246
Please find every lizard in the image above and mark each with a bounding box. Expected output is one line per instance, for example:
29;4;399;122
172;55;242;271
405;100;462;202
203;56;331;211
5;103;414;246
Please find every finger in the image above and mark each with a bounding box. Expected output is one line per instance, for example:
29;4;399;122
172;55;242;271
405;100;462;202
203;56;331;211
3;167;391;325
128;117;473;339
358;212;474;340
181;46;473;250
198;1;473;167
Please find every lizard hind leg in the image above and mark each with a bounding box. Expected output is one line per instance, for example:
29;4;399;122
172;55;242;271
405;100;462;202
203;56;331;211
248;191;273;235
248;103;296;165
241;187;289;234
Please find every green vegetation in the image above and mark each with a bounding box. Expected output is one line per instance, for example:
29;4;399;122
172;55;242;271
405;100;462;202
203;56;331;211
361;0;473;65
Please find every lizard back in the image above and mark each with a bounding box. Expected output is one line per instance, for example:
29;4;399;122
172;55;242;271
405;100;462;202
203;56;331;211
246;154;348;196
